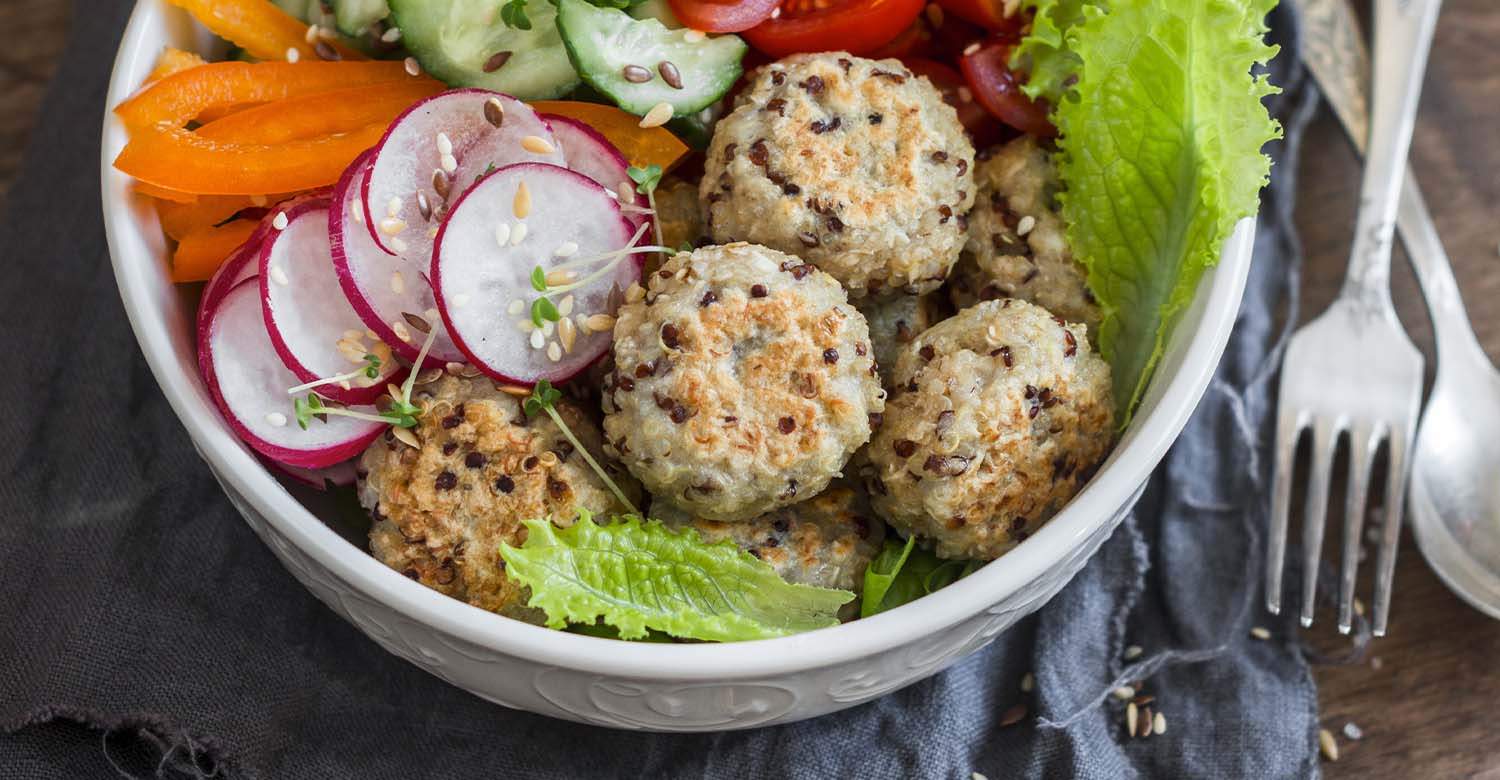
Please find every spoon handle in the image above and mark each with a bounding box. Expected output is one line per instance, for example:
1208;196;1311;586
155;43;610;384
1339;0;1444;304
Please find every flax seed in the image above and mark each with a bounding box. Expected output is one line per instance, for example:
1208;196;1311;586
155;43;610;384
622;64;652;83
658;61;684;89
483;50;512;72
483;97;505;128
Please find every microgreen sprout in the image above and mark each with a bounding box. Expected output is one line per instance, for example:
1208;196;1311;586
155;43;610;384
286;353;385;395
626;165;666;254
290;329;439;431
500;0;531;30
530;266;548;292
530;296;561;328
524;380;639;515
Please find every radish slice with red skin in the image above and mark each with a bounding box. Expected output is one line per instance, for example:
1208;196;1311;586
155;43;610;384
260;199;407;405
262;456;359;490
540;114;650;231
197;221;268;330
432;162;638;386
203;280;386;469
331;150;465;365
361;89;566;257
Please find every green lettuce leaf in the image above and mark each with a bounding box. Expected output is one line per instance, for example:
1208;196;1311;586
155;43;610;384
861;537;978;618
500;513;854;641
1012;0;1101;103
1022;0;1281;417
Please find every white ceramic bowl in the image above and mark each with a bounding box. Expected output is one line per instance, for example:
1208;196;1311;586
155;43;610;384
102;0;1256;731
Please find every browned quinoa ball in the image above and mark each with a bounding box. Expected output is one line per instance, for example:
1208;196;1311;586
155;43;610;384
359;374;640;621
949;137;1100;332
701;52;976;298
865;299;1114;561
602;243;885;522
854;293;945;390
653;484;887;618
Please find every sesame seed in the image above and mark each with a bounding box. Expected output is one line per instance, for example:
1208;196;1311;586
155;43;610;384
683;28;706;42
286;47;301;63
558;294;575;316
507;299;524;316
391;320;412;343
625;283;645;303
272;212;289;230
1318;728;1339;761
963;41;981;56
639;102;674;129
558;317;577;353
530;329;545;349
1124;645;1143;660
440;153;458;173
547;341;562;362
390;271;405;294
494;222;511;247
1017;215;1037;236
1020;673;1035;693
404;56;420;76
521;135;555;155
508;222;527;245
266;412;287;427
513;181;532;218
1250;626;1271;640
436;132;453;156
622;64;653;83
1126;702;1138;737
1113;686;1136;701
392;426;420;449
379;217;407;236
453;293;471;308
617;181;636;202
269;265;290;286
554;241;578;257
540;320;555;337
575;313;591;334
1342;722;1363;741
516;318;535;333
586;313;616;332
381;26;402;43
544;269;575;287
483;97;505;128
973;774;988;780
497;384;530;397
1152;712;1166;735
304;25;320;44
390;236;408;254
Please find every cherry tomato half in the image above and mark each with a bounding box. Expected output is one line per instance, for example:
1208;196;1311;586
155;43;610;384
868;11;986;60
959;38;1056;138
936;0;1023;33
903;58;1009;148
742;0;927;59
668;0;781;33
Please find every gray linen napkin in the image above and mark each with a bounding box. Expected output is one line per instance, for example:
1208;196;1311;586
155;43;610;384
0;3;1320;777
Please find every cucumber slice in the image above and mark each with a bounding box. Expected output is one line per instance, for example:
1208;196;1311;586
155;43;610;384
270;0;315;22
388;0;580;100
628;0;681;28
334;0;391;35
556;0;745;117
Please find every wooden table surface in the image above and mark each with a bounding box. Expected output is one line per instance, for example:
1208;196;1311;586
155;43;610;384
2;2;1495;777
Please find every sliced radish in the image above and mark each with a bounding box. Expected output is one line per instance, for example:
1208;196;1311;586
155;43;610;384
362;89;566;259
331;150;465;365
203;280;386;469
433;162;638;386
263;456;359;490
260;199;407;405
540;114;650;231
197;221;269;330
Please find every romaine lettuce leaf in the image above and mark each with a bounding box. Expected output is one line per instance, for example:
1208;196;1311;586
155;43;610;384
1020;0;1281;417
500;513;854;641
861;537;978;618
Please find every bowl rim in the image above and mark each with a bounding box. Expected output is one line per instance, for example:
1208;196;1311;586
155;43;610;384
102;0;1256;682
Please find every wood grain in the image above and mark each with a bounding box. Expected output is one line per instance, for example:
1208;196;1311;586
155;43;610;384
1;1;1496;777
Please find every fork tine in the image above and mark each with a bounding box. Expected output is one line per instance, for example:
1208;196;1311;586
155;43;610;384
1300;418;1341;627
1337;422;1383;634
1266;405;1306;616
1371;425;1413;636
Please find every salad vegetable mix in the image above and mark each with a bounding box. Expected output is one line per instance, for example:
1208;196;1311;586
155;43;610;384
119;0;1280;642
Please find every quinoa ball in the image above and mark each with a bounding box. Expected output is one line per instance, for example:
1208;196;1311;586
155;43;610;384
360;374;640;621
653;484;886;617
603;242;885;522
866;299;1113;561
951;137;1100;331
854;293;945;389
701;52;976;298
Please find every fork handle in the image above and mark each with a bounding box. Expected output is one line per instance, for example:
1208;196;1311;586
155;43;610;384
1341;0;1444;302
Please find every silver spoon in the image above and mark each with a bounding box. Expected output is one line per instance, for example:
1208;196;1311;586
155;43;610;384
1301;0;1500;619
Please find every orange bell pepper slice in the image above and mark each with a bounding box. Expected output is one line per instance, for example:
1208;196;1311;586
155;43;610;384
196;80;443;145
163;0;365;63
155;193;293;240
116;60;427;129
172;219;261;283
147;48;208;83
197;101;268;124
116;123;387;195
529;101;690;172
135;181;199;203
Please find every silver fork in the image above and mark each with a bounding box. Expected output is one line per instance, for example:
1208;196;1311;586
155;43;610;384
1266;0;1443;635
